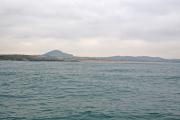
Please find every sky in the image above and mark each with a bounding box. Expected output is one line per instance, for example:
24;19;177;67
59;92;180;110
0;0;180;58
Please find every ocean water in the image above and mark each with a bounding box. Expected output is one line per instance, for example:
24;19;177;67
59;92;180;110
0;61;180;120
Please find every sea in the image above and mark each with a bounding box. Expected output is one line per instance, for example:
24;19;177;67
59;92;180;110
0;61;180;120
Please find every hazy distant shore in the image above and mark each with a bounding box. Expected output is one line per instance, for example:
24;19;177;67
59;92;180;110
0;54;180;63
0;50;180;63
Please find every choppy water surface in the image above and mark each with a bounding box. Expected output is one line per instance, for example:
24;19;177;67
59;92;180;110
0;61;180;120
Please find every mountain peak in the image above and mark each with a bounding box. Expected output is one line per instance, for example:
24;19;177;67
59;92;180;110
43;50;73;58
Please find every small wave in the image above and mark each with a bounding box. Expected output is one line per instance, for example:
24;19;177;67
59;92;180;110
71;111;113;119
0;94;30;99
0;83;10;86
165;76;180;80
103;69;132;73
0;117;26;120
0;71;16;76
25;112;112;120
131;112;166;119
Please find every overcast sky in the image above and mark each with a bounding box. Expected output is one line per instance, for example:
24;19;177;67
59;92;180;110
0;0;180;58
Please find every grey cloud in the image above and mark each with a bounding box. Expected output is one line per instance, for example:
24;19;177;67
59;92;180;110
0;0;180;58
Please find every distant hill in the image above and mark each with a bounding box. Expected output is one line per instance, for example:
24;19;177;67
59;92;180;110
0;50;77;62
43;50;73;58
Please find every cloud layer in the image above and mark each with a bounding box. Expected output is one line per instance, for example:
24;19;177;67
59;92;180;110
0;0;180;58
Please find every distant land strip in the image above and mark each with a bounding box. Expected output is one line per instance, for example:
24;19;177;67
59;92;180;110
0;50;180;63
